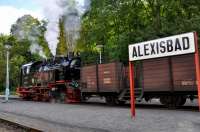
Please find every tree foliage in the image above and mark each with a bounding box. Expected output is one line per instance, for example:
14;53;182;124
11;15;51;58
0;15;52;92
78;0;200;64
56;17;68;56
0;35;32;92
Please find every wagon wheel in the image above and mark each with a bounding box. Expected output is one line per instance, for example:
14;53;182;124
117;100;126;105
106;96;117;105
160;96;171;107
174;96;186;107
160;96;187;108
179;97;186;106
81;95;90;102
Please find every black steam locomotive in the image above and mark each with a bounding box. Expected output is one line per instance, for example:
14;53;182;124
17;56;81;102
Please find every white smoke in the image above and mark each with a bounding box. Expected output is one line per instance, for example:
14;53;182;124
28;30;47;58
28;37;47;59
30;43;47;58
37;0;91;56
11;15;47;58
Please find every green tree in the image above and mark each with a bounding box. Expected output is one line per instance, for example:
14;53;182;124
0;34;9;92
11;15;51;58
0;35;32;92
78;0;200;64
56;17;68;56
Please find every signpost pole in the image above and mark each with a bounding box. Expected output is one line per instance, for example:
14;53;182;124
194;32;200;111
129;61;135;118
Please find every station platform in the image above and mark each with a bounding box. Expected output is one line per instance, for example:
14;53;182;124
0;99;199;132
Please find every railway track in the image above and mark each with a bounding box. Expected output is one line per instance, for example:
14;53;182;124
1;96;198;112
80;98;199;112
135;103;199;112
0;117;41;132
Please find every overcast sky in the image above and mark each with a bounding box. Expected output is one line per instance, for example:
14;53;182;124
0;0;86;35
0;0;44;34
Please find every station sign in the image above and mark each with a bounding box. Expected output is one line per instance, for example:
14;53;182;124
129;32;195;61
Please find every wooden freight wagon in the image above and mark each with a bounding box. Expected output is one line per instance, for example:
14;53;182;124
80;55;197;107
80;62;132;105
138;54;197;107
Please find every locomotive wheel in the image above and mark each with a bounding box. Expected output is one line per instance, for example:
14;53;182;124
42;96;49;102
50;97;56;103
65;96;69;103
21;95;31;101
42;97;46;102
106;96;117;105
32;96;39;101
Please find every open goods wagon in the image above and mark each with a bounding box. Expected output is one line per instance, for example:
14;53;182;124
80;62;134;105
81;54;198;107
140;54;197;106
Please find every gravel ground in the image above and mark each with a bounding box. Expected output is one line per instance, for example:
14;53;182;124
0;98;199;132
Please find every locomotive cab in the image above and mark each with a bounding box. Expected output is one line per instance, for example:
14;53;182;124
69;57;81;80
20;62;33;87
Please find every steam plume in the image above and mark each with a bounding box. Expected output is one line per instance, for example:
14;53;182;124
11;15;47;58
38;0;90;56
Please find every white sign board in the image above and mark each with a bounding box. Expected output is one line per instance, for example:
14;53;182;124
129;32;195;61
